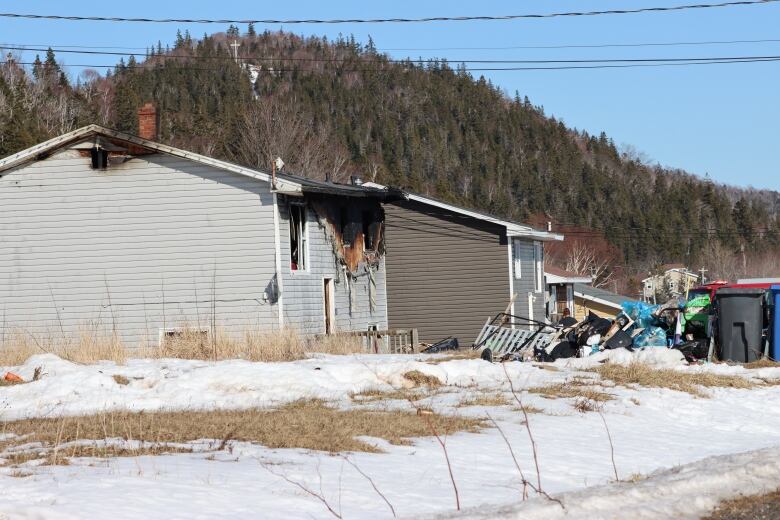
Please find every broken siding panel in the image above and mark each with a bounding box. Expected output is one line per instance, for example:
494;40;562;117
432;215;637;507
384;200;511;344
0;151;278;347
278;198;387;335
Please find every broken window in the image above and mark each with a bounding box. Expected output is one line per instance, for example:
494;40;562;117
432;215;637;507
289;203;307;271
362;211;374;251
90;147;109;170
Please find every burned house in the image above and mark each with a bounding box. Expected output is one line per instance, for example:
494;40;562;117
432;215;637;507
369;188;563;345
0;109;391;347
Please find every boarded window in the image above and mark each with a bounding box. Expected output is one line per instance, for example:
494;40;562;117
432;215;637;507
290;204;307;271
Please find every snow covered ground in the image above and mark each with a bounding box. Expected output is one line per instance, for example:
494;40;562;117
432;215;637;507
2;349;780;519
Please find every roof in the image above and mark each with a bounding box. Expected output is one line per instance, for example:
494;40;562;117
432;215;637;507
573;283;636;310
545;265;592;284
736;277;780;284
0;125;391;199
362;182;563;241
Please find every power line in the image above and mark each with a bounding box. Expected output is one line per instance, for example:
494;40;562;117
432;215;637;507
0;1;776;25
3;58;780;73
381;37;780;51
4;45;780;66
7;37;780;53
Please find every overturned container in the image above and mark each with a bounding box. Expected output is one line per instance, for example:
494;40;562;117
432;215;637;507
716;288;766;363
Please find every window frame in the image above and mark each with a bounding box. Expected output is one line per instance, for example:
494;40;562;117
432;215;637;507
512;239;522;279
533;241;543;293
289;202;309;272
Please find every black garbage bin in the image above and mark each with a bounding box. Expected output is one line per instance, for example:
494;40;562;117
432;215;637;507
716;288;766;363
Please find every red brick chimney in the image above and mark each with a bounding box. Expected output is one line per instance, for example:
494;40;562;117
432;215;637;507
138;102;157;141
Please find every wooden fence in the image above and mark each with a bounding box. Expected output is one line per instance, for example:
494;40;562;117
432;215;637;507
348;328;420;354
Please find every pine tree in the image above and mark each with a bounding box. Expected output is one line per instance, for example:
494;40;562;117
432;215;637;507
32;55;43;80
247;23;256;37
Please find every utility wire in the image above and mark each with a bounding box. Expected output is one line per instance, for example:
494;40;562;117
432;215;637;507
3;58;780;72
5;44;780;65
381;38;780;51
0;1;776;25
6;37;780;53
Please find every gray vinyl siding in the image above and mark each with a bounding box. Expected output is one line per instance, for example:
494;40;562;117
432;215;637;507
0;149;279;347
384;200;513;344
278;197;388;334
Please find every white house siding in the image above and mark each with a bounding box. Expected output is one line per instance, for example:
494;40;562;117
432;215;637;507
278;197;388;335
0;149;279;347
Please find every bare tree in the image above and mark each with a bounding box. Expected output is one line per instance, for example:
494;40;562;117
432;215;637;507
238;96;334;179
565;241;614;288
703;241;742;281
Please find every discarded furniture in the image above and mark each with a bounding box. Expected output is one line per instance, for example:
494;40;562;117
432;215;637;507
474;313;558;362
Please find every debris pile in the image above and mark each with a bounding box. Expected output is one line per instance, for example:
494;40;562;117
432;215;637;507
477;281;780;365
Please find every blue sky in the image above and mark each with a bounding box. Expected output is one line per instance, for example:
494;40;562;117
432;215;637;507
1;0;778;190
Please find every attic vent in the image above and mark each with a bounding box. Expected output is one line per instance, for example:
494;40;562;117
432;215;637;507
90;147;109;170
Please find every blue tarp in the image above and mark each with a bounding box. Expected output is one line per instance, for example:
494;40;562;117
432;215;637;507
621;301;660;329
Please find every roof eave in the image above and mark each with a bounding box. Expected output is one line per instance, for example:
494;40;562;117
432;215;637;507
546;273;593;284
573;291;624;310
507;228;564;241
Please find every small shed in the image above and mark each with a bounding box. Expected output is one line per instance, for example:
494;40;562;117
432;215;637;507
544;266;592;322
573;283;636;321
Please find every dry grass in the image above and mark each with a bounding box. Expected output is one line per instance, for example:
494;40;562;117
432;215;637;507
403;370;443;387
704;488;780;520
573;397;602;413
112;374;130;385
0;328;126;365
151;328;366;363
0;327;367;365
458;393;512;408
0;400;484;467
350;388;424;402
0;378;24;387
592;362;753;397
528;383;614;402
511;405;545;414
744;358;780;369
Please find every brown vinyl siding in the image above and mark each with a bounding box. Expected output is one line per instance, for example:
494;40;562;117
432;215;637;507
384;200;511;344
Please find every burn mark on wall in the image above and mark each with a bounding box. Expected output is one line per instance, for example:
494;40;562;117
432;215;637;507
307;195;385;274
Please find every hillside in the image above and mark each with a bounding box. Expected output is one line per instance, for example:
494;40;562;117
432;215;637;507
1;28;778;285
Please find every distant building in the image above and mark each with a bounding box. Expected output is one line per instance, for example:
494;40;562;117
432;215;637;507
544;266;592;323
641;264;699;302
